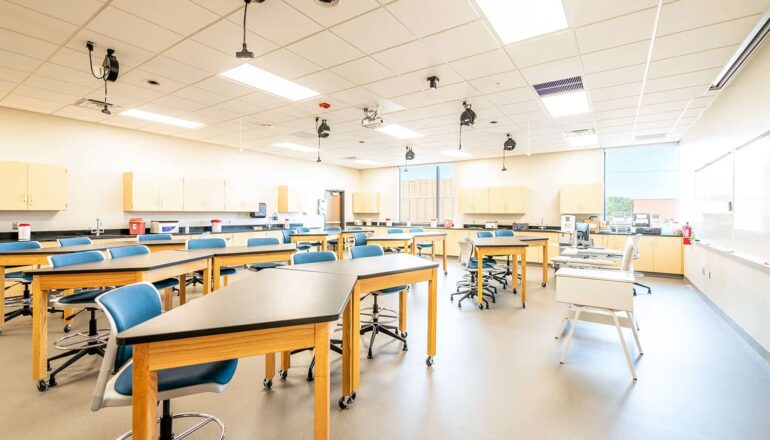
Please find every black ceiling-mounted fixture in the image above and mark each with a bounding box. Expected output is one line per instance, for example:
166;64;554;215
86;41;119;115
458;101;476;150
427;75;439;90
236;0;265;58
404;146;415;171
315;0;341;6
501;133;516;171
315;117;330;163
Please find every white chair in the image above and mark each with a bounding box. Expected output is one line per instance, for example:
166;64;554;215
451;239;498;309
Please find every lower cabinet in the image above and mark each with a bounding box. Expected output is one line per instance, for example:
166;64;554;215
597;235;682;274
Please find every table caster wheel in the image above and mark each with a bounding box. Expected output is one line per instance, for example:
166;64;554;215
279;369;288;380
425;356;434;367
522;303;526;309
486;303;490;310
478;304;483;310
402;344;408;352
338;395;353;409
63;324;72;333
36;380;48;392
350;391;357;401
513;289;517;294
400;331;408;338
263;378;272;390
542;283;547;287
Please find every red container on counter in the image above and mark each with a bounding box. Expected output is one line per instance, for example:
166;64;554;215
129;218;146;235
211;219;222;233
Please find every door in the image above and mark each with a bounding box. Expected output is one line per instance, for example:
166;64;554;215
27;163;67;210
324;190;343;228
159;176;184;211
0;161;29;210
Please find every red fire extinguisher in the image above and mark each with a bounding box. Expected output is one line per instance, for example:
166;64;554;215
682;222;692;245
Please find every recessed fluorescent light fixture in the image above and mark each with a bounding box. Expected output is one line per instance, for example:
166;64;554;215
440;149;473;159
121;109;203;128
477;0;568;44
541;90;590;118
219;64;320;101
565;134;598;147
273;142;316;152
353;159;384;166
375;124;423;139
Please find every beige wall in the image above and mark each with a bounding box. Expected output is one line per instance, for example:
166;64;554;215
357;149;604;226
0;107;360;232
679;39;770;353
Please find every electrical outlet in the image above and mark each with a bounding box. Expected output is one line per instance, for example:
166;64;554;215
11;222;19;231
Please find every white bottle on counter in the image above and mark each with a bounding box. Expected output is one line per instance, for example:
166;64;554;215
18;223;31;241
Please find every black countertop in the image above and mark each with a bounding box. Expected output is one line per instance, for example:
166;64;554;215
117;270;357;345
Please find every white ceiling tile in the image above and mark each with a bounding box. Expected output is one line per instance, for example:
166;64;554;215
520;57;582;85
371;41;443;74
140;56;211;84
195;76;259;99
214;98;266;116
583;65;645;89
191;19;276;58
0;48;42;72
562;0;658;27
330;87;383;108
399;64;465;90
63;31;155;69
238;91;291;109
1;93;65;113
230;1;323;46
185;106;239;124
423;20;499;62
644;68;721;94
53;104;111;122
429;81;480;102
449;49;515;80
592;95;639;112
99;114;153;129
189;0;242;16
13;84;79;105
152;94;208;113
251;108;297;125
111;0;219;35
0;66;28;82
386;0;479;37
284;0;379;27
505;30;579;68
163;39;244;74
86;6;182;52
252;49;323;79
647;45;737;78
589;81;642;102
575;8;656;53
332;8;414;54
107;81;166;102
287;31;364;68
365;76;421;98
499;100;543;117
330;57;394;85
35;63;98;87
0;28;58;60
118;69;187;94
172;86;230;105
0;1;79;42
638;99;689;115
470;70;527;95
390;91;442;109
652;16;761;60
23;74;94;96
581;40;649;73
657;0;767;36
295;70;355;95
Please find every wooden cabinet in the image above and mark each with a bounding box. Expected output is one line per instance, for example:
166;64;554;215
459;189;474;213
124;172;184;212
225;180;260;212
560;183;603;214
458;188;489;213
651;236;683;274
460;186;528;214
277;185;305;213
183;177;225;212
597;234;682;274
0;161;67;211
352;192;380;213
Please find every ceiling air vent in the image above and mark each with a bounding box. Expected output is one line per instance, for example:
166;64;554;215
74;98;119;112
564;128;594;137
533;76;584;97
634;133;667;142
343;156;359;160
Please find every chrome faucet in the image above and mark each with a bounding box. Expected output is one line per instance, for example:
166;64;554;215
539;218;546;230
91;218;104;237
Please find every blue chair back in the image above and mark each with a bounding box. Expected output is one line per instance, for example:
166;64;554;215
108;245;150;259
0;241;42;251
353;232;368;246
297;227;311;233
410;227;424;232
387;228;403;234
50;250;105;267
495;229;514;237
58;237;92;247
348;226;363;231
187;237;227;250
138;234;172;241
96;283;162;373
292;251;337;265
476;231;493;238
248;237;280;247
281;229;296;244
351;244;384;259
324;226;341;232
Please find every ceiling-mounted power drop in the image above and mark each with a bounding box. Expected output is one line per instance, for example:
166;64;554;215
85;41;119;115
404;146;415;171
502;133;516;171
315;117;330;163
458;101;477;150
236;0;266;59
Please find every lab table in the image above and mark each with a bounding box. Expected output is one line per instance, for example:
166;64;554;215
335;229;374;260
117;269;357;440
180;244;297;290
24;251;212;387
278;253;439;407
290;232;336;251
365;232;448;273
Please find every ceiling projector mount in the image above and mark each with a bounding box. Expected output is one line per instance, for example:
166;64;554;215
361;107;385;129
85;41;119;115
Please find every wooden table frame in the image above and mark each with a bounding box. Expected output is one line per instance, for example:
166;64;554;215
29;258;210;383
291;234;330;251
411;234;448;274
1;254;51;334
211;249;296;291
132;322;333;439
335;231;373;260
366;237;412;255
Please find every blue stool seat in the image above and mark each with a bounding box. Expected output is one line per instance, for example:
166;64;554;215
5;271;32;282
467;259;497;270
152;278;179;290
378;285;407;294
115;359;238;396
250;262;283;270
219;267;237;276
57;289;104;304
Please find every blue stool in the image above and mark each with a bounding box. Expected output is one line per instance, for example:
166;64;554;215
1;241;42;329
410;227;432;256
57;236;92;247
92;283;237;439
108;246;180;308
282;229;311;252
324;226;341;251
247;237;285;271
138;233;173;241
187;238;238;288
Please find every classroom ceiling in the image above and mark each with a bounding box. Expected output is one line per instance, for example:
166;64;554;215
0;0;768;169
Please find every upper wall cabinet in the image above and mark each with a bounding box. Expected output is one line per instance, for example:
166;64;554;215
560;183;603;214
459;186;528;214
352;192;380;213
123;172;184;212
184;177;225;212
0;161;67;211
225;180;263;212
277;185;305;213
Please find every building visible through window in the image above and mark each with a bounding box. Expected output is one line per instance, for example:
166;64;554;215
399;164;454;223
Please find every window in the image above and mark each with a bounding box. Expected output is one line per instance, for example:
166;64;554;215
604;143;680;223
399;164;454;223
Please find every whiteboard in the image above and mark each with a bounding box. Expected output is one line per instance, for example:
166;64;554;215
733;134;770;262
694;153;733;250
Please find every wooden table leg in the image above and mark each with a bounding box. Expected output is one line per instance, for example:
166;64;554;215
476;249;484;308
351;282;361;390
0;266;5;333
521;249;527;308
31;276;47;381
441;238;447;274
281;351;291;371
321;238;327;251
427;267;437;363
513;253;519;293
342;286;353;399
265;352;275;383
542;243;549;287
212;258;221;291
409;240;416;256
178;274;186;305
398;289;407;334
62;288;73;322
203;259;212;295
337;236;344;260
314;322;330;439
163;288;172;311
132;344;158;440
